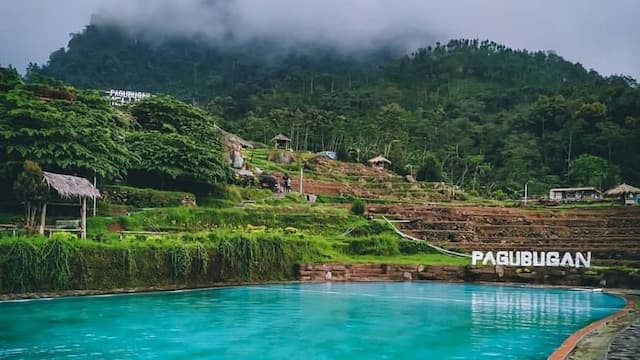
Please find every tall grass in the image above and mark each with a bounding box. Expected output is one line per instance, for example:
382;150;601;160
0;225;468;294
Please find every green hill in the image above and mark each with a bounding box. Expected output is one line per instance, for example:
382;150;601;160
20;24;640;195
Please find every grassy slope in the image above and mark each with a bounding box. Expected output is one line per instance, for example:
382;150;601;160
83;200;469;265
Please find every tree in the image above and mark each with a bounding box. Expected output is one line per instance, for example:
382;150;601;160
131;96;219;143
388;142;407;175
127;131;230;189
127;96;231;189
0;74;134;179
568;154;618;189
500;134;542;190
13;161;48;234
416;154;442;182
376;103;408;157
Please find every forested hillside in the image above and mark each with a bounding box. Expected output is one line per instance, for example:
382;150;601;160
28;25;640;195
0;67;230;206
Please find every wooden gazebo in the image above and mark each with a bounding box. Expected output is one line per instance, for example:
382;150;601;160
272;134;291;149
41;171;101;239
368;155;391;170
604;183;640;205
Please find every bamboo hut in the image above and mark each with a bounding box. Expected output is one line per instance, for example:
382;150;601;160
272;134;291;149
41;171;101;239
604;183;640;205
368;155;392;170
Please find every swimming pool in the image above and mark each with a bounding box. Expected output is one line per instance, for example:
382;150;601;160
0;282;625;359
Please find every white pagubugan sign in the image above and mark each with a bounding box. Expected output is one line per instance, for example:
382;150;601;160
471;251;592;268
108;89;151;100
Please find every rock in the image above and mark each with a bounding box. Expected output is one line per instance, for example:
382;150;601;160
325;271;332;280
403;272;413;281
383;265;392;274
550;270;566;277
404;175;415;183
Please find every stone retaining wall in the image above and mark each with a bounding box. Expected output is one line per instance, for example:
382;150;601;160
297;264;640;288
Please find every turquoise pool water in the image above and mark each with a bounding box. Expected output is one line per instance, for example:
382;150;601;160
0;283;625;359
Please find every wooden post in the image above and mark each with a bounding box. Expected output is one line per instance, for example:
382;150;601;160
92;172;97;217
38;203;47;235
299;167;304;194
81;197;87;240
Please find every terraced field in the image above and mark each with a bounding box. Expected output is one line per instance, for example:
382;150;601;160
368;205;640;266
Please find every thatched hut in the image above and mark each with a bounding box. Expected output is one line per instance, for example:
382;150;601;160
272;134;291;149
42;171;101;239
604;183;640;205
368;155;391;170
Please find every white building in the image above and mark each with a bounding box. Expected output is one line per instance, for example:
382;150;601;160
548;187;601;202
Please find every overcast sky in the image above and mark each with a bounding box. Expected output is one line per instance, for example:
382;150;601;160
1;0;639;79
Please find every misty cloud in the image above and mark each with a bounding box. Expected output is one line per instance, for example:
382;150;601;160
91;0;442;53
1;0;639;79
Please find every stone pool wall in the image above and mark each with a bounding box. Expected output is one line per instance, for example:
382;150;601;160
297;264;640;289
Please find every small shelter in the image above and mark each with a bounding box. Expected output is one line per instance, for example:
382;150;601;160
604;183;640;205
272;134;291;149
368;155;392;170
548;187;601;202
41;171;101;239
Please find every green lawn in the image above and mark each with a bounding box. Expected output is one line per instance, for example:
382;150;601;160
333;253;470;265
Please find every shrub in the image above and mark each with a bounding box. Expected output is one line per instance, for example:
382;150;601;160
203;183;242;203
101;186;196;208
492;190;508;201
348;221;393;236
351;199;366;216
398;240;438;254
344;236;400;256
416;154;442;182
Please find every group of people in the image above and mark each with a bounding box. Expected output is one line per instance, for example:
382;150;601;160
276;173;292;193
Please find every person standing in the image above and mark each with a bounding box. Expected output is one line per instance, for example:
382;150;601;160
283;173;291;192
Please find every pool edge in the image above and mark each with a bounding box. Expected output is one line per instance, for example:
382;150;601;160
547;293;635;360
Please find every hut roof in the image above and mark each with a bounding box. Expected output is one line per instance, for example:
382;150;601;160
550;187;600;193
272;134;291;142
43;171;101;199
604;183;640;196
368;155;392;164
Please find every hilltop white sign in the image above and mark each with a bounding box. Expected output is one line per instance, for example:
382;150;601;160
471;251;591;268
106;89;151;106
